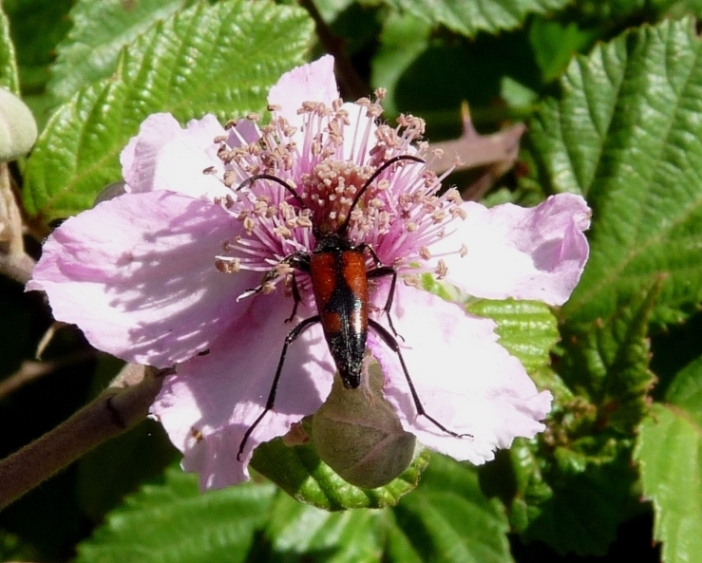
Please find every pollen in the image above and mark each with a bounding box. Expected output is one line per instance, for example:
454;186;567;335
215;257;241;274
435;259;448;278
273;225;292;239
213;93;465;291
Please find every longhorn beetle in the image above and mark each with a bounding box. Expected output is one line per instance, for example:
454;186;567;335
235;155;467;460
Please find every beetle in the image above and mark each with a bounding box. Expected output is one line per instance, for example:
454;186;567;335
235;155;466;460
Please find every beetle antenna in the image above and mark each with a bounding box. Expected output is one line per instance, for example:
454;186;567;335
237;174;307;209
338;154;424;235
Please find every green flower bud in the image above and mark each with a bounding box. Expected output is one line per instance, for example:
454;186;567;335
0;88;38;162
312;365;417;489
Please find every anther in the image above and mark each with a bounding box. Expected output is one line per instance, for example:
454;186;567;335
435;259;448;278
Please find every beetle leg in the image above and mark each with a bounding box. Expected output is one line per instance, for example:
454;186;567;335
286;273;302;323
237;315;321;461
285;252;310;322
368;319;472;440
360;243;402;339
238;251;311;321
366;264;402;340
236;268;279;301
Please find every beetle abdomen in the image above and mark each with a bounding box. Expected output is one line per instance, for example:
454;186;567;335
310;247;368;388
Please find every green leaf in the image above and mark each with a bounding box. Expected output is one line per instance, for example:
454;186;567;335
634;355;702;563
371;12;431;116
250;437;429;511
3;0;72;91
669;0;702;18
385;0;571;37
467;299;560;375
502;286;658;554
314;0;357;23
517;440;640;555
259;457;511;562
422;277;559;374
528;18;599;83
370;24;543;127
660;350;702;424
573;0;702;22
75;468;276;563
264;493;384;562
0;3;19;94
530;18;702;327
48;0;187;103
389;454;512;563
559;282;658;434
23;0;314;221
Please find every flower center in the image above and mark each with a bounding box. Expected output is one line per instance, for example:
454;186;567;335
213;97;466;291
300;160;375;235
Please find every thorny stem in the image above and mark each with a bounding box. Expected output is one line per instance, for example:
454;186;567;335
429;123;526;174
0;364;168;511
427;102;527;200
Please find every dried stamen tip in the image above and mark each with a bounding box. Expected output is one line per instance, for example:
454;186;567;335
215;257;241;274
435;259;448;278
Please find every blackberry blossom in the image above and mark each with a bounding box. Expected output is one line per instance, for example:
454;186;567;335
28;55;591;489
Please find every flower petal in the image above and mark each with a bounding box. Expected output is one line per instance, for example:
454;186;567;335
28;191;252;367
151;293;334;488
430;193;591;305
367;285;551;464
225;118;261;149
340;101;379;166
267;55;339;130
121;113;229;200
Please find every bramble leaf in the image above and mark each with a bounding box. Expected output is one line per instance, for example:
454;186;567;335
635;355;702;563
559;283;658;434
530;18;702;327
388;455;512;563
23;0;313;221
0;4;18;94
501;284;657;554
75;468;276;563
264;493;385;562
385;0;571;38
250;438;429;511
467;299;559;375
514;440;639;555
48;0;186;103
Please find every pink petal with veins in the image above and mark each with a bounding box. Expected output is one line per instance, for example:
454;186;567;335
28;191;252;367
267;55;338;132
368;285;552;465
152;293;334;488
121;113;229;200
430;193;590;305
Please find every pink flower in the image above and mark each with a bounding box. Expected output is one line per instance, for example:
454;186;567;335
28;55;590;489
